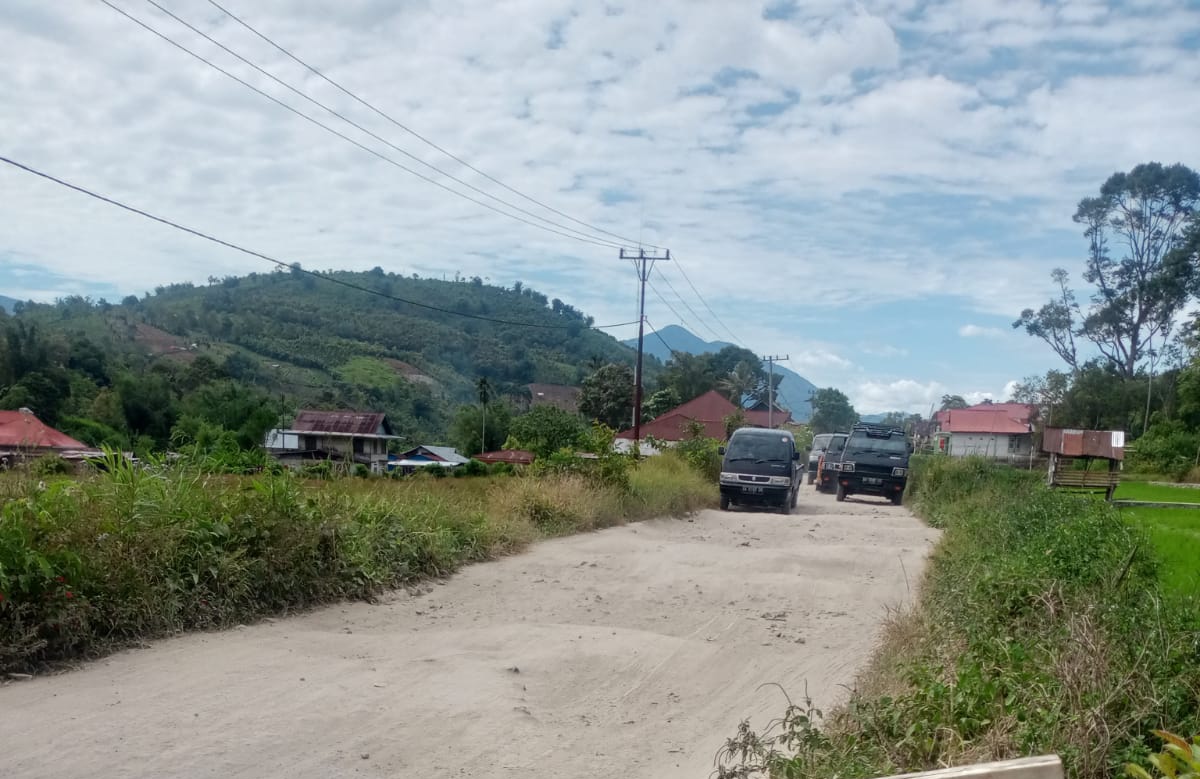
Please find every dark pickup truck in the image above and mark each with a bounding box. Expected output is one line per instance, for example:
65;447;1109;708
824;423;910;504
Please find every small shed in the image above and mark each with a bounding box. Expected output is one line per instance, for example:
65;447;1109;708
1042;428;1125;500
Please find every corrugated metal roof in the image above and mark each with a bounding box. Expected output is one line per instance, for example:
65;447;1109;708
292;410;391;436
615;390;791;441
0;410;88;450
476;449;535;465
942;408;1032;434
399;445;470;465
1042;428;1125;460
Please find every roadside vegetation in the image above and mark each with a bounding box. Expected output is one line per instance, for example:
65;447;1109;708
716;456;1199;779
0;449;715;674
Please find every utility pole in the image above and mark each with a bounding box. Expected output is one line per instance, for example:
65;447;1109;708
761;355;788;428
620;247;671;449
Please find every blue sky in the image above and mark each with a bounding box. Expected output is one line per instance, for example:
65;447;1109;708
2;0;1199;413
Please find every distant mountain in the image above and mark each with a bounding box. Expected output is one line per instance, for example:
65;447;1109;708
0;295;20;313
625;324;816;421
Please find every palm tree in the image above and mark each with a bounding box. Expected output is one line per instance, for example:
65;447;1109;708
476;377;493;454
718;361;761;406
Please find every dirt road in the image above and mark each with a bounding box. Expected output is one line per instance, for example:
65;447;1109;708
0;488;938;779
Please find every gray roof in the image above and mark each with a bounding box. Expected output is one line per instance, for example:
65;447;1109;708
404;445;470;465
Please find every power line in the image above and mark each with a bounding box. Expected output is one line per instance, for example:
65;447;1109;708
137;0;631;250
652;266;725;342
0;155;640;332
643;317;682;359
97;0;623;251
206;0;665;252
667;256;751;348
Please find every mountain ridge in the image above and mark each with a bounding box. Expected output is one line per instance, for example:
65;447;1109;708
625;324;816;421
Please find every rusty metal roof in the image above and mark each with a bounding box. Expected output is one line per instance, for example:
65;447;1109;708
1042;428;1125;460
291;410;392;436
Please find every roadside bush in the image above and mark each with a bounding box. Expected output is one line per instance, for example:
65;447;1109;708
1128;423;1200;480
0;451;715;672
30;455;71;477
717;457;1200;779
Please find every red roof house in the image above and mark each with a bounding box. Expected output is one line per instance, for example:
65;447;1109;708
0;409;88;451
933;403;1036;458
616;390;792;443
475;449;535;465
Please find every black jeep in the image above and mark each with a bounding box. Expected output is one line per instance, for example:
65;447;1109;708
825;423;910;504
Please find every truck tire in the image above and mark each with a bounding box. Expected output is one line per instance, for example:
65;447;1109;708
835;482;847;502
720;495;730;511
890;492;903;506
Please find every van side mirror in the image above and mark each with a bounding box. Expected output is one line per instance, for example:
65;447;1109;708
717;446;725;455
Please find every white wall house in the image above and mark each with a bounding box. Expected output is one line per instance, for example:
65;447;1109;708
935;404;1036;461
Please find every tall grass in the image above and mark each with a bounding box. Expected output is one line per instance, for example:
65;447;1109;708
0;452;714;672
716;456;1200;779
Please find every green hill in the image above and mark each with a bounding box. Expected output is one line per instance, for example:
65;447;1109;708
0;268;649;450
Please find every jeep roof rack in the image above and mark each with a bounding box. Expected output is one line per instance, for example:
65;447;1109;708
851;422;905;437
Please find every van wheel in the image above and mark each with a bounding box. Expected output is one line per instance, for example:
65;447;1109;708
836;483;847;502
778;495;792;515
890;492;903;506
791;487;799;508
720;495;730;511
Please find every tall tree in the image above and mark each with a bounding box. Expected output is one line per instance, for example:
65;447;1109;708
808;388;859;434
940;394;969;410
579;363;634;430
1016;163;1200;379
717;360;761;405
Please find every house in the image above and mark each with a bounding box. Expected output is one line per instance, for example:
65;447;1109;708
475;449;535;466
527;383;581;414
0;408;103;469
933;403;1036;459
614;390;793;452
389;445;470;473
266;410;401;473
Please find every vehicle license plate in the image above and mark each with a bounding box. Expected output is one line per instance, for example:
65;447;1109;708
742;485;764;495
864;477;882;486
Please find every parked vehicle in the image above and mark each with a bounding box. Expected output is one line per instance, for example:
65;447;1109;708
825;423;910;504
718;427;802;513
814;432;848;492
808;433;835;484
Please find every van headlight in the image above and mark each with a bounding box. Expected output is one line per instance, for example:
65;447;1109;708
719;472;740;485
768;476;791;486
892;467;907;477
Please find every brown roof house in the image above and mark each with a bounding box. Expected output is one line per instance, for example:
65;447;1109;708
0;408;104;469
266;410;401;473
614;390;792;454
527;384;581;413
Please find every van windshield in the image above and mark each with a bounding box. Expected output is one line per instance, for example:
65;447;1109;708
846;434;908;454
725;435;792;463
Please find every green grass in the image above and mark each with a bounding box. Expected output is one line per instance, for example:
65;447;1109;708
1115;481;1200;503
715;456;1200;779
1123;507;1200;601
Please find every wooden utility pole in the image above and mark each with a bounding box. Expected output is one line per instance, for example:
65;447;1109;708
620;247;671;449
761;355;788;428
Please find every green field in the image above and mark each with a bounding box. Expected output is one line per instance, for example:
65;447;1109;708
1114;480;1200;503
1116;481;1200;602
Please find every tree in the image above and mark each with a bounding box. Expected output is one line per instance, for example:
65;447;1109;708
477;377;492;455
644;387;681;420
579;363;633;430
940;394;968;410
450;402;511;455
718;360;761;405
1016;163;1200;379
808;388;859;434
1009;370;1070;426
507;405;586;458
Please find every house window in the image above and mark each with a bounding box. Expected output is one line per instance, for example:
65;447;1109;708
1008;435;1020;453
353;438;364;455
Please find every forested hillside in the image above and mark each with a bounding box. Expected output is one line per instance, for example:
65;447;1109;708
0;267;647;451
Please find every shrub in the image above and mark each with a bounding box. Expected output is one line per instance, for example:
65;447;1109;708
30;455;71;477
717;457;1200;779
0;452;715;672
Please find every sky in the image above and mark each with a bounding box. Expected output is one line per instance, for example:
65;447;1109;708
2;0;1199;414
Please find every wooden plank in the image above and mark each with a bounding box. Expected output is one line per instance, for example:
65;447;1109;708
1114;500;1200;510
880;755;1063;779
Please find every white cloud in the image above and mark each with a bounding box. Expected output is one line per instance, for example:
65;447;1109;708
0;0;1197;394
854;379;946;415
959;324;1005;338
